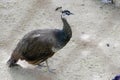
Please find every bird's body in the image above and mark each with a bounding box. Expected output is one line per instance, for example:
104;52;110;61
7;7;73;70
15;29;57;65
11;28;70;65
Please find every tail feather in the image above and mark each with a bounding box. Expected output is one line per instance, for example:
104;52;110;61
7;57;18;67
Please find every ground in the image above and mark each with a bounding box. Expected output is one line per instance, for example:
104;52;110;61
0;0;120;80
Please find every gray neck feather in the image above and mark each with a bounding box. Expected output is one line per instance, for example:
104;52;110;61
61;16;72;38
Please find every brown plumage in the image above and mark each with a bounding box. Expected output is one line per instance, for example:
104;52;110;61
7;7;73;71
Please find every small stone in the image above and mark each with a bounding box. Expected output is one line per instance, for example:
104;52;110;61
106;43;110;47
81;4;85;6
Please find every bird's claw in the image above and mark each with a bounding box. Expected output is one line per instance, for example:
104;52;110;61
48;69;56;74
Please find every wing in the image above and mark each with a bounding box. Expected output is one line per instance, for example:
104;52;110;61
15;29;56;62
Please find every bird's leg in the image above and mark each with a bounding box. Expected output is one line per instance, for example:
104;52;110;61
46;60;50;71
45;60;56;73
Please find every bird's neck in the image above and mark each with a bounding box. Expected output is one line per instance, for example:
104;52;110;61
61;16;72;38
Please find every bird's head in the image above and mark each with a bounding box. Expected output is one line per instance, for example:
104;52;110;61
55;7;73;17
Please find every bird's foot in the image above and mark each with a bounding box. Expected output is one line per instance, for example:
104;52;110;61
47;68;56;74
38;63;47;69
